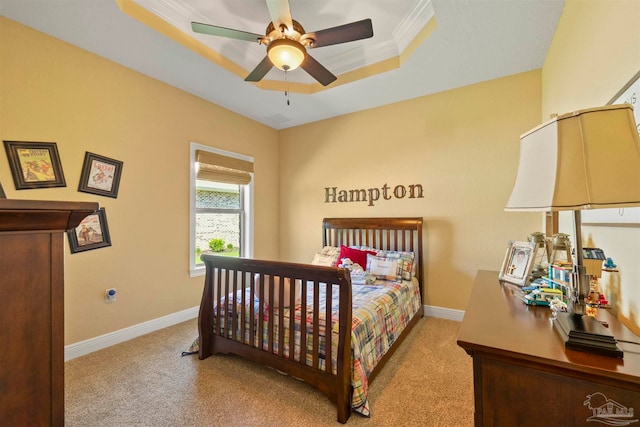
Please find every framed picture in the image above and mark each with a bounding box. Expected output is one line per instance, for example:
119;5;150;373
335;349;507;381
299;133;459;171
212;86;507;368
3;141;66;190
0;179;5;198
78;152;123;198
67;207;112;253
499;240;536;286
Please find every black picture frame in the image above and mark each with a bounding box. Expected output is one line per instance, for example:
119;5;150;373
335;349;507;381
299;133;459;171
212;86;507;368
3;140;66;190
67;207;112;253
78;152;123;198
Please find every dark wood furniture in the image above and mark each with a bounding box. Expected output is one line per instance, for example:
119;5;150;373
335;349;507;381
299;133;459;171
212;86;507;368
457;270;640;426
0;199;98;426
198;217;424;423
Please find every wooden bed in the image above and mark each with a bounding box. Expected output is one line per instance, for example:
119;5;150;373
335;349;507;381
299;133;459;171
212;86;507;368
197;217;424;423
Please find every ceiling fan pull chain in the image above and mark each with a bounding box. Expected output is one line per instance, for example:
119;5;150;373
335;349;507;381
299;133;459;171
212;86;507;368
284;69;290;106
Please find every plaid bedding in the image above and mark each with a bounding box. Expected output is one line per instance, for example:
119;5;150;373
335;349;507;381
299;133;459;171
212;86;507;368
213;277;421;417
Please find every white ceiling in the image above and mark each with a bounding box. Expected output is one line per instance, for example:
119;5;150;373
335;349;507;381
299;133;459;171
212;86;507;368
0;0;565;130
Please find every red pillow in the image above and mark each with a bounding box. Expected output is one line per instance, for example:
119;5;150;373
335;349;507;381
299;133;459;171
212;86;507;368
337;245;376;269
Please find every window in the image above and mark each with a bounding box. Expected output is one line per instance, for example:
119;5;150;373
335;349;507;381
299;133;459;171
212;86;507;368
190;143;253;275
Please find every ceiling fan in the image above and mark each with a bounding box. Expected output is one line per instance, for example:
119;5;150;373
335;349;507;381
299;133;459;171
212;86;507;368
191;0;374;86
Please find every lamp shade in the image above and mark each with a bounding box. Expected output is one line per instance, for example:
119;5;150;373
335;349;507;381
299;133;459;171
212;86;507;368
505;104;640;212
267;39;305;71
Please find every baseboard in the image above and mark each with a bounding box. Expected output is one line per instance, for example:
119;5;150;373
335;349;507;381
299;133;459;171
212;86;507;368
64;306;199;361
65;304;461;361
424;305;465;322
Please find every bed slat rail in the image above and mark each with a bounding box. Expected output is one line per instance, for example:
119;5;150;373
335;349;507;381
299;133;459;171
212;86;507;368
198;255;353;421
198;217;424;424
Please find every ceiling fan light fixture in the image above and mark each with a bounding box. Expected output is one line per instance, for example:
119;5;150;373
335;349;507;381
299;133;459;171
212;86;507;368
267;38;305;71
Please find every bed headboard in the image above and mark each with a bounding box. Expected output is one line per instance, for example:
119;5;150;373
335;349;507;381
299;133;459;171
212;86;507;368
322;217;424;292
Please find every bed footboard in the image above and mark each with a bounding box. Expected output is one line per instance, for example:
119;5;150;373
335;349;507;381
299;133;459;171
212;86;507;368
198;255;354;423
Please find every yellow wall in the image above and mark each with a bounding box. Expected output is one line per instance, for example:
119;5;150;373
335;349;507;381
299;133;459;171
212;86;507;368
541;0;640;332
0;18;280;344
4;0;638;344
278;71;542;309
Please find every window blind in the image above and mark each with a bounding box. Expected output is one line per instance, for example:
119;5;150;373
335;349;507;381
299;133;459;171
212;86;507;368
196;150;253;185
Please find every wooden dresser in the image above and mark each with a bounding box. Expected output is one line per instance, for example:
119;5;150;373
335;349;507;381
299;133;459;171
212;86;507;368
457;270;640;426
0;199;98;426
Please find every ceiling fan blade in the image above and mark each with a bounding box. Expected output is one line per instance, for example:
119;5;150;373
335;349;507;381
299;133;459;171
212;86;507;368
303;19;373;48
245;56;274;82
191;22;262;43
266;0;293;34
300;54;337;86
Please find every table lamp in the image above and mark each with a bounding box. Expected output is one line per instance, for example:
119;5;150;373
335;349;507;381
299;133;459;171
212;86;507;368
505;104;640;357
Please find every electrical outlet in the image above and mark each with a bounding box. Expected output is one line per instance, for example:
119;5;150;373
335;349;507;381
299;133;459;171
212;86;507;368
105;288;117;303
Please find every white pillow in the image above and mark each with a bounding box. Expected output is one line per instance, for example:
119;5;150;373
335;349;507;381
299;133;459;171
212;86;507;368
357;246;416;280
310;252;336;266
313;245;340;266
366;254;402;282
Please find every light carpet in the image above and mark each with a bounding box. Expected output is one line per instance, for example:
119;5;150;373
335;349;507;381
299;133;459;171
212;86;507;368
65;316;473;426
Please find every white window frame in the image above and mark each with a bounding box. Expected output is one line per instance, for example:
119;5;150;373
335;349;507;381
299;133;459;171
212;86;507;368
189;142;254;276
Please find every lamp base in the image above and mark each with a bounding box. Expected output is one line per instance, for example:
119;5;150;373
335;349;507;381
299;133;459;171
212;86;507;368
553;312;623;358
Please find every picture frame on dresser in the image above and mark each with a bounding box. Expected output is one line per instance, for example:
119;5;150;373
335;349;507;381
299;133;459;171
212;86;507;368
0;180;5;198
3;140;66;190
67;207;112;253
498;240;536;286
78;152;123;198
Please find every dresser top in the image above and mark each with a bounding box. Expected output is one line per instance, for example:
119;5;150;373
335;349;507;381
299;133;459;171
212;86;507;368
457;270;640;383
0;199;99;232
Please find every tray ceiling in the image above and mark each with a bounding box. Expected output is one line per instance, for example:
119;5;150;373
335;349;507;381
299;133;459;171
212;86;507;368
0;0;565;129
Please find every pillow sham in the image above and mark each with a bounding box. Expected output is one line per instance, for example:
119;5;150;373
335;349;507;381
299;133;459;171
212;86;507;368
355;246;416;280
366;253;403;282
376;250;415;280
337;245;376;270
310;252;336;266
312;245;341;267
